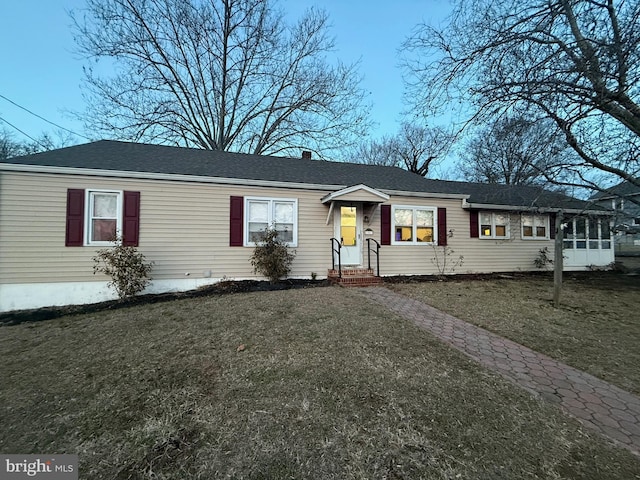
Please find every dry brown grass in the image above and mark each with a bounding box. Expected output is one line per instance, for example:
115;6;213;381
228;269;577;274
391;272;640;394
1;286;639;479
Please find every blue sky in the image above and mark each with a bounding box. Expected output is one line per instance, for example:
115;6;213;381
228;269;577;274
0;0;452;148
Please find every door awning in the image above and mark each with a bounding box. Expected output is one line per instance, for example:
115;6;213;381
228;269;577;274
322;185;390;225
321;184;390;204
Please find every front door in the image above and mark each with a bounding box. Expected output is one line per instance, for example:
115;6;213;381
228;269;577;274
335;204;362;266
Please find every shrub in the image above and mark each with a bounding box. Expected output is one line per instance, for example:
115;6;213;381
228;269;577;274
93;239;154;299
250;227;296;283
533;247;553;270
430;245;464;275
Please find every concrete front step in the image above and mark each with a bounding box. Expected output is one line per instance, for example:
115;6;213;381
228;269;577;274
327;268;383;287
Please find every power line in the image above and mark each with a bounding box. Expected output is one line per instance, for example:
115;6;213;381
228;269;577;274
0;116;49;150
0;93;91;141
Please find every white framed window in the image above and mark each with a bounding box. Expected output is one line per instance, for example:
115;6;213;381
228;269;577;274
480;212;510;239
86;190;123;245
563;217;611;250
521;214;549;240
245;197;297;246
392;206;437;245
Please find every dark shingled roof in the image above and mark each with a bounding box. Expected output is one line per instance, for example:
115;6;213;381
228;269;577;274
590;181;640;200
3;140;599;211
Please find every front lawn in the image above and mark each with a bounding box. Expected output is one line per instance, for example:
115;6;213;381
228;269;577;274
391;272;640;395
1;286;639;478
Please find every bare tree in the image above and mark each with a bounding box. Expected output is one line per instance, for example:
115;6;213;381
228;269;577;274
0;130;27;160
395;123;453;177
352;122;453;176
350;135;400;167
403;0;640;199
71;0;370;157
0;128;78;159
460;116;569;185
27;130;80;153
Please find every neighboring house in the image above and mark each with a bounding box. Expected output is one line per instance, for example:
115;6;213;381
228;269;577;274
591;181;640;255
0;140;614;312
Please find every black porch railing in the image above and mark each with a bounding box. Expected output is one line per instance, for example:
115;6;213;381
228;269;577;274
330;237;342;278
366;238;381;276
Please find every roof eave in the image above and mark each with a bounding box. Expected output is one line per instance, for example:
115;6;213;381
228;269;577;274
462;201;614;216
378;189;469;200
0;163;470;200
0;163;347;191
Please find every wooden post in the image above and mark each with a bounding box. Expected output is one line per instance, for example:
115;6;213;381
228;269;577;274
553;210;563;308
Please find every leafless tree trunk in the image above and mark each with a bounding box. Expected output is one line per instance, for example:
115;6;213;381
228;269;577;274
72;0;370;157
553;211;564;308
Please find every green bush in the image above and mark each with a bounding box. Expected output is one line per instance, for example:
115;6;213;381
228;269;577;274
250;227;296;283
93;239;154;299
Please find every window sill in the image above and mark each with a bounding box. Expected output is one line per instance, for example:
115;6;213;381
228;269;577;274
391;242;436;246
245;243;298;248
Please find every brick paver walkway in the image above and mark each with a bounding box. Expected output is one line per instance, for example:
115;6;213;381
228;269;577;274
359;286;640;455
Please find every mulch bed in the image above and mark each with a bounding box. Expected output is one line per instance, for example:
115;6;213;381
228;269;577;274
2;269;637;327
0;279;329;326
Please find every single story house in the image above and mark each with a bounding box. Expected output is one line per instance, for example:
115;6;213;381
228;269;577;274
0;140;614;312
591;181;640;255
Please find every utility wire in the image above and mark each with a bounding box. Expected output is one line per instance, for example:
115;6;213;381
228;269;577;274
0;116;49;149
0;93;91;141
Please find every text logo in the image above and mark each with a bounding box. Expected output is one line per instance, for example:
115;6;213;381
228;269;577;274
0;455;77;480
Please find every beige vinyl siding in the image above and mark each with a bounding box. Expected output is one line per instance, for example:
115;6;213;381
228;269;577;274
0;171;556;286
454;212;554;274
373;196;554;276
0;172;333;284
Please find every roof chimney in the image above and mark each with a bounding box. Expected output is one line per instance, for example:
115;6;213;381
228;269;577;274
301;150;312;159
